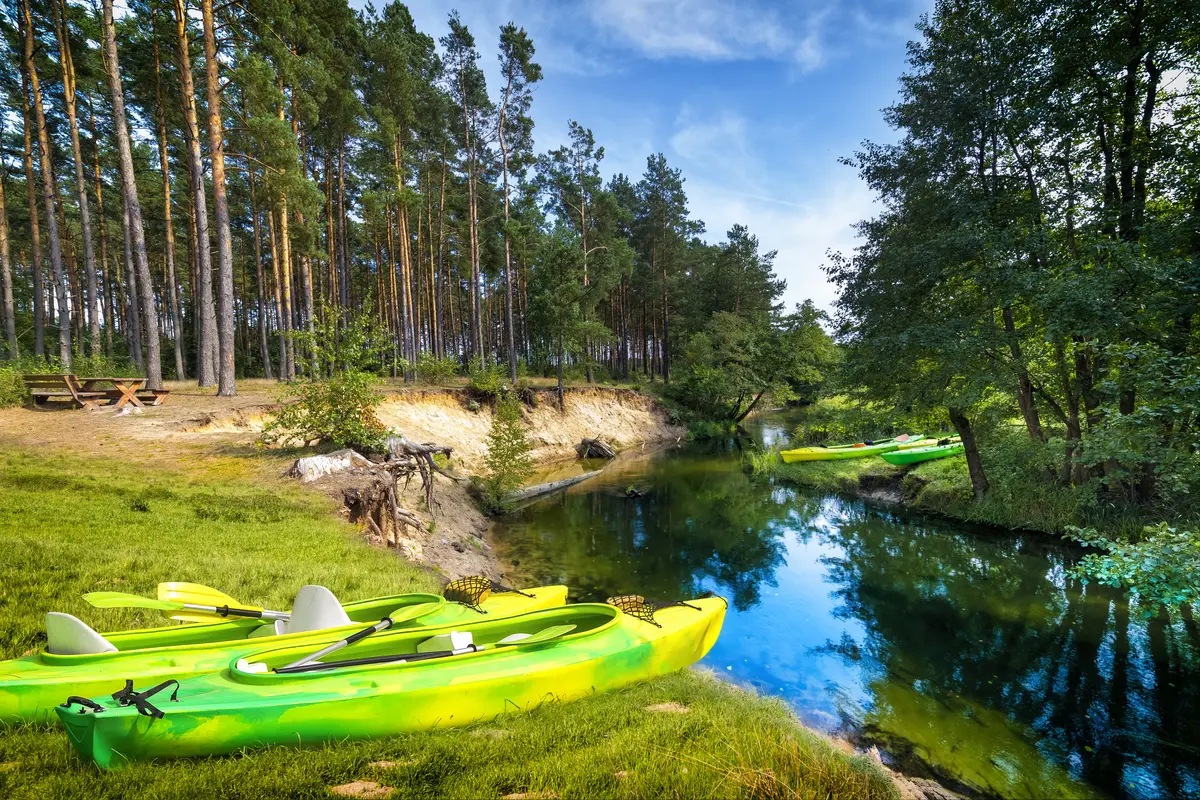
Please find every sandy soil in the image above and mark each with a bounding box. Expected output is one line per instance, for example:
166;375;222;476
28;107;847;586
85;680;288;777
374;387;684;472
0;380;682;583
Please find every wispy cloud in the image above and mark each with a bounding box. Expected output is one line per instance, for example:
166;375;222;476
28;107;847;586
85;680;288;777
587;0;833;71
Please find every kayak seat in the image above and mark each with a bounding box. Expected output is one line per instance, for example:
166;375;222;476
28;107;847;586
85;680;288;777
282;585;351;635
247;620;287;638
45;612;119;655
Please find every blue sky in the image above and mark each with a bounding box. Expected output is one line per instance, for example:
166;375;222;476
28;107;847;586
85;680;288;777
356;0;930;311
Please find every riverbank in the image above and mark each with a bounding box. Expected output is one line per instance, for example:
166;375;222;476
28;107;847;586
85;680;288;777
748;446;1090;535
0;390;904;800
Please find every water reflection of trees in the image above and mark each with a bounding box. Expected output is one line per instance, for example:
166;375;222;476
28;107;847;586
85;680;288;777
496;451;789;611
809;500;1200;799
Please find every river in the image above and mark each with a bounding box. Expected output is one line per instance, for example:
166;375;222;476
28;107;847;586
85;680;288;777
489;413;1200;799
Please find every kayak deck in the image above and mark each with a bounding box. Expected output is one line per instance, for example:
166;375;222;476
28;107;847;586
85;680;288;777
58;598;727;768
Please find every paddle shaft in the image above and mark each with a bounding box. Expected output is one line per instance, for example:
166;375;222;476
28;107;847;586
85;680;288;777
280;616;395;669
182;603;290;622
276;644;480;674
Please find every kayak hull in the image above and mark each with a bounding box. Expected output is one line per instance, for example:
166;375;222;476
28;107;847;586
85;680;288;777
57;599;726;768
1;586;567;723
781;441;900;462
880;443;965;465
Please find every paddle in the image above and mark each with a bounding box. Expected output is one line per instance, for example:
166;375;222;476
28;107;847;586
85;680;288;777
278;601;444;670
156;582;277;623
273;623;577;675
82;591;291;622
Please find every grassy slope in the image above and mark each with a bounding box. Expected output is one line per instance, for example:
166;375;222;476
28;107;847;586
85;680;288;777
0;448;895;800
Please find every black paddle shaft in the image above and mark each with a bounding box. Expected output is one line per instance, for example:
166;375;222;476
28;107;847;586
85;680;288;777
274;643;477;674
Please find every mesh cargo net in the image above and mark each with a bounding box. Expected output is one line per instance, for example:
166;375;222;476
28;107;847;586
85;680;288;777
444;576;534;613
605;595;701;628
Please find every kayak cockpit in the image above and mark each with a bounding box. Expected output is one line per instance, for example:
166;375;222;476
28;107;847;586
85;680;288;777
232;604;623;681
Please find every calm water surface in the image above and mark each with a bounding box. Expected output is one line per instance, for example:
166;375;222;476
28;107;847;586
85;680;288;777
490;414;1200;799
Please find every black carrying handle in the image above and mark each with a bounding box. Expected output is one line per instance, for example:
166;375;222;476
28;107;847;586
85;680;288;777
61;696;106;713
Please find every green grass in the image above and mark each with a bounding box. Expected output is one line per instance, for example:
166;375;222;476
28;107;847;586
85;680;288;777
0;448;897;800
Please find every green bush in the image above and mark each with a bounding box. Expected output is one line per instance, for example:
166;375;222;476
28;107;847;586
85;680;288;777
1066;523;1200;610
261;370;390;454
0;366;23;408
467;357;507;400
478;391;534;513
415;354;460;385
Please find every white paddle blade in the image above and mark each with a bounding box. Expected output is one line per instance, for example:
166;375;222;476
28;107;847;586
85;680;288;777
417;631;473;653
45;612;118;655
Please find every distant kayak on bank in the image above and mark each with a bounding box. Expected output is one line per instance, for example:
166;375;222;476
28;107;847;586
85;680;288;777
779;433;924;463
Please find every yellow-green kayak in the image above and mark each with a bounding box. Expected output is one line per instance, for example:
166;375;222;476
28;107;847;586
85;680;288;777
57;596;727;768
780;433;923;463
2;582;566;723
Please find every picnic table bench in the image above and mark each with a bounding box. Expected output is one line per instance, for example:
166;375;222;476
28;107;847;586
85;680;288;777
23;374;170;410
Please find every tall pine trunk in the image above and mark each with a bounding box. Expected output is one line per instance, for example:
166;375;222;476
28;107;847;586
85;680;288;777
88;103;113;357
172;0;217;386
248;168;272;379
153;8;186;380
22;0;71;365
54;0;100;358
0;170;16;358
102;0;162;388
19;70;45;358
201;0;236;395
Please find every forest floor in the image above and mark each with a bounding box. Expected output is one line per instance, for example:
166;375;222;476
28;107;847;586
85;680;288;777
0;385;903;800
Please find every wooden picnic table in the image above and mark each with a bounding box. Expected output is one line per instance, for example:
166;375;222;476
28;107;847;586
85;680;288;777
78;377;149;409
22;374;170;410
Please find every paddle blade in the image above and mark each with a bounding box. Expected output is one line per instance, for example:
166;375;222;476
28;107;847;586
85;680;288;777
507;624;576;646
388;601;443;624
158;582;258;623
82;591;182;611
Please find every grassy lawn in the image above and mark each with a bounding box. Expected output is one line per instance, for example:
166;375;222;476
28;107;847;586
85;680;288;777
0;448;896;800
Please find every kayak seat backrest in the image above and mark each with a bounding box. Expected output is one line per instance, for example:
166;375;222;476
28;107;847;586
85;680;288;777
45;612;119;655
283;585;351;634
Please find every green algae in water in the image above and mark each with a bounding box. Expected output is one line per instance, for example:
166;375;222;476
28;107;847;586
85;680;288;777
490;418;1200;800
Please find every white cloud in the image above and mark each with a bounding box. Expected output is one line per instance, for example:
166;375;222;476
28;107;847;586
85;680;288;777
669;107;750;166
687;177;875;313
587;0;832;71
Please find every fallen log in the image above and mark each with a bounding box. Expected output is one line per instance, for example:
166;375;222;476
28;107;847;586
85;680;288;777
511;470;604;502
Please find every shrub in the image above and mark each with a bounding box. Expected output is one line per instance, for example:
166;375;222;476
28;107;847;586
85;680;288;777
467;357;507;400
261;370;390;454
1066;523;1200;610
0;366;22;408
478;391;534;513
415;354;460;385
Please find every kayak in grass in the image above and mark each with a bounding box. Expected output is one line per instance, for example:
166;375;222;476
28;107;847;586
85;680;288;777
0;578;566;723
57;595;727;768
880;441;964;465
780;433;923;463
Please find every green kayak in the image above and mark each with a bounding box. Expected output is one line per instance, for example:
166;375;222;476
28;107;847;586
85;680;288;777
880;442;964;465
780;433;923;463
57;597;727;768
1;582;566;723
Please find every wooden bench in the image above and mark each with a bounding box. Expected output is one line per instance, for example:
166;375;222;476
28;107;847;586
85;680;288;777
23;374;111;410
